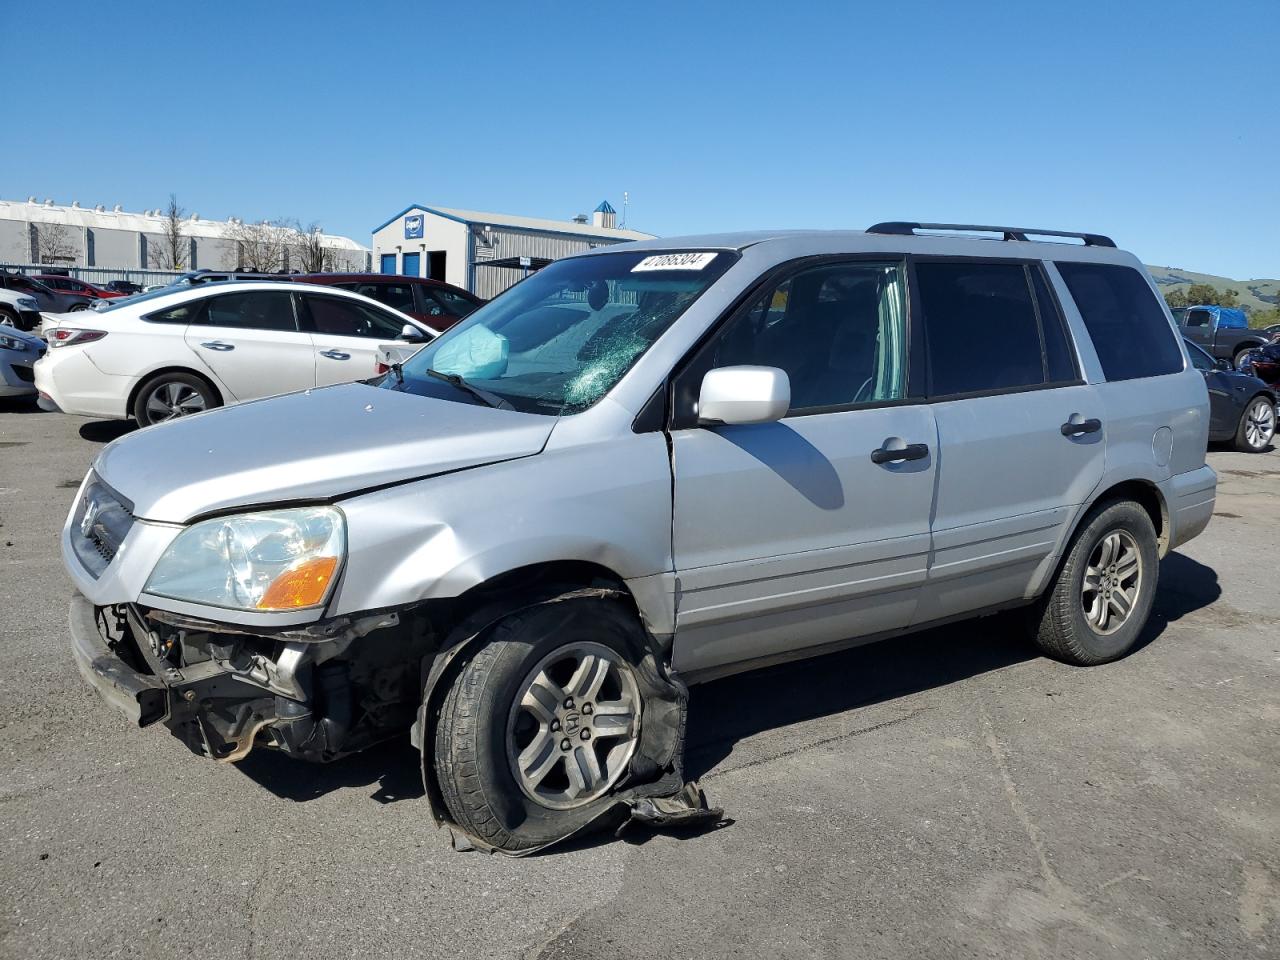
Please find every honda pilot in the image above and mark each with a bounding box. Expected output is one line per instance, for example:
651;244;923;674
63;222;1217;853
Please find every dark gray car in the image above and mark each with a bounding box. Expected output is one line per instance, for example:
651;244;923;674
1185;339;1276;451
0;273;93;314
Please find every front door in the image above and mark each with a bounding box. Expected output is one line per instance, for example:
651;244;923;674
300;292;419;386
670;259;938;676
183;289;316;401
910;259;1105;624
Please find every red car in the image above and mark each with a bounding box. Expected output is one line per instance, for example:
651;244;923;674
33;275;125;299
293;273;482;331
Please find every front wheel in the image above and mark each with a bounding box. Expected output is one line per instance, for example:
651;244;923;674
433;597;645;852
0;308;15;328
1031;500;1159;665
1235;395;1276;452
132;372;219;426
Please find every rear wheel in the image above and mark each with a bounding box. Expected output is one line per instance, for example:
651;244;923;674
1234;346;1258;370
1235;396;1276;452
1031;500;1159;665
433;596;645;852
0;307;15;328
132;372;219;426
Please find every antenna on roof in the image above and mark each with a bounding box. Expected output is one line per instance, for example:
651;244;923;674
621;191;629;230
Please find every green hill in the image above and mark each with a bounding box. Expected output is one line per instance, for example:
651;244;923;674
1144;265;1280;317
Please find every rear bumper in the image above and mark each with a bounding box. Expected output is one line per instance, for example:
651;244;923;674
33;350;132;419
69;592;168;726
1164;464;1217;551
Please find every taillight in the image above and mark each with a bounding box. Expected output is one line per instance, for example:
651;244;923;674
48;328;108;348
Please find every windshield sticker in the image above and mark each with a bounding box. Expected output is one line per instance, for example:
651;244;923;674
631;252;718;272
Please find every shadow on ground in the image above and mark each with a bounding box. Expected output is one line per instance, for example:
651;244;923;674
232;553;1221;818
78;420;134;443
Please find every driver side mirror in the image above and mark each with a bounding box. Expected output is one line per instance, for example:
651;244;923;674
1216;358;1233;372
697;366;790;425
399;323;429;343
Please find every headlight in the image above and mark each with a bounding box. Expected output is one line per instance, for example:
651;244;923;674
17;297;38;310
0;333;25;352
144;507;346;612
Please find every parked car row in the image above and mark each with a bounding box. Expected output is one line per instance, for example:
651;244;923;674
58;223;1227;853
1184;339;1276;451
35;281;440;425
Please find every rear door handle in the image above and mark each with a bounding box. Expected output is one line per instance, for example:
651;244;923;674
200;341;234;352
1061;417;1102;437
319;349;351;360
871;442;929;464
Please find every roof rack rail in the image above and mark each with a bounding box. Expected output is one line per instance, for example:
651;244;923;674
866;222;1116;248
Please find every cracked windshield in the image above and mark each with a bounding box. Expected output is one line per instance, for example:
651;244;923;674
389;250;736;414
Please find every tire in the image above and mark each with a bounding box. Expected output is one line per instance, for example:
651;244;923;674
1234;346;1258;370
0;307;15;328
1031;499;1159;666
132;372;219;426
68;302;90;313
433;596;645;852
1234;395;1276;452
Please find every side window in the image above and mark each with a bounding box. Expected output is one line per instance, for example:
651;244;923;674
204;291;298;331
1185;341;1214;371
1184;309;1212;328
349;282;415;314
146;300;205;324
425;287;479;317
305;295;406;339
916;261;1046;396
1055;263;1183;381
692;260;908;415
1030;266;1079;383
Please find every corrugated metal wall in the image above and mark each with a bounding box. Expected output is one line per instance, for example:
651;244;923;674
470;228;630;300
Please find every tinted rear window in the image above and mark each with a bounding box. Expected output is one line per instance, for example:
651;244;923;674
916;261;1047;396
1055;263;1182;381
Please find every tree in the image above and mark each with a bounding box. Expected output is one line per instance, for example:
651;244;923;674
288;220;336;273
1217;288;1239;308
37;222;76;264
1185;283;1218;305
1164;288;1189;309
227;218;291;272
150;194;188;270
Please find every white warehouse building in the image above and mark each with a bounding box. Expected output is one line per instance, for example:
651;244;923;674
371;202;652;300
0;197;370;275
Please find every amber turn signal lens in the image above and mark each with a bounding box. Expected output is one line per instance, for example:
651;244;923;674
257;556;339;609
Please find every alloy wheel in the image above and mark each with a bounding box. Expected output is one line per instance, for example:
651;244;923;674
1081;529;1142;635
144;382;207;423
1244;399;1276;450
506;641;641;810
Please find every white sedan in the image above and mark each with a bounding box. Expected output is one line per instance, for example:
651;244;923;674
34;281;436;426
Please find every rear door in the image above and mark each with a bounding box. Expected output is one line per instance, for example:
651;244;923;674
912;259;1104;624
299;292;424;385
182;289;315;401
670;258;938;675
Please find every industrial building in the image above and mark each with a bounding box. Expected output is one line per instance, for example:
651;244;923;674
371;201;652;299
0;197;369;277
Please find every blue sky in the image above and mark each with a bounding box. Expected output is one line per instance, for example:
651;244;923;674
4;0;1276;278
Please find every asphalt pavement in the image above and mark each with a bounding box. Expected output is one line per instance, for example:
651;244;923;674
1;399;1277;959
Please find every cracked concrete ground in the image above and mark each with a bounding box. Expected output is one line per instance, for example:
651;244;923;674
1;399;1277;959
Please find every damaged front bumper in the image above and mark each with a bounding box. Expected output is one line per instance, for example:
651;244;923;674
68;591;423;763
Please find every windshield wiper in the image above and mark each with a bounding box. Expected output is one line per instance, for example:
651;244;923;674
425;368;514;410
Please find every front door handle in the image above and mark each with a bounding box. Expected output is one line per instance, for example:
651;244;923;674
319;349;351;360
200;341;234;352
1061;417;1102;437
871;442;929;464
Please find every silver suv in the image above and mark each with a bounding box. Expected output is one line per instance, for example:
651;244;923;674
65;223;1217;853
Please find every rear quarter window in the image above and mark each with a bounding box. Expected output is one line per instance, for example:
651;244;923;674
1054;262;1183;381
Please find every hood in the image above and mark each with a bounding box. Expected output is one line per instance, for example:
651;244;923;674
94;383;555;523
